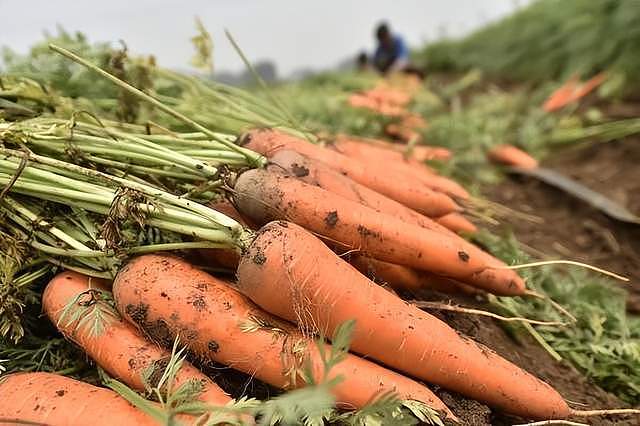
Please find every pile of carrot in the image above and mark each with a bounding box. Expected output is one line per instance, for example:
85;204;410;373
2;44;636;426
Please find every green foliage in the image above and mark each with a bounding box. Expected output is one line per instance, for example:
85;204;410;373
416;0;640;94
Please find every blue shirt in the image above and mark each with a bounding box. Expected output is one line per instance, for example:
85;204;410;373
373;35;409;72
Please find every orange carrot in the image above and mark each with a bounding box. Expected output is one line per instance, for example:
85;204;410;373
543;74;580;112
268;149;468;239
113;254;455;418
488;144;539;169
0;372;157;426
269;150;521;287
543;73;607;112
234;168;526;296
570;72;607;102
42;271;233;408
435;213;478;234
236;221;571;420
242;129;461;217
349;254;482;295
328;136;468;199
346;135;451;162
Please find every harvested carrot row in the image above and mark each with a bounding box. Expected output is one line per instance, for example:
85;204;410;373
0;372;158;426
242;129;461;217
488;144;539;169
235;221;571;420
233;167;526;295
435;212;478;234
113;254;455;418
42;271;233;408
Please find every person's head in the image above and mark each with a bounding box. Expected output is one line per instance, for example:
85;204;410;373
375;22;393;47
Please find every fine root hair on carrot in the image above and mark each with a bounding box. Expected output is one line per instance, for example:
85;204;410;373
504;260;629;282
412;300;567;326
524;290;578;323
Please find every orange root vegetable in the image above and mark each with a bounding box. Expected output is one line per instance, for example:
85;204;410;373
113;254;454;418
236;221;571;420
349;254;482;295
42;271;232;408
268;149;455;235
329;137;468;199
0;372;158;426
234;168;526;296
543;74;579;112
346;136;451;162
488;145;539;170
242;129;460;217
435;213;478;234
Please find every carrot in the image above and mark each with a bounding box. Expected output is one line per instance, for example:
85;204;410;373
543;73;607;112
345;136;451;162
113;254;455;418
435;213;478;234
328;136;468;199
570;72;607;101
0;372;157;426
267;148;480;253
42;271;233;408
235;221;571;420
349;254;482;295
242;129;461;217
488;144;539;169
543;74;579;112
233;167;526;296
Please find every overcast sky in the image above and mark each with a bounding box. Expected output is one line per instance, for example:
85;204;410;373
0;0;530;76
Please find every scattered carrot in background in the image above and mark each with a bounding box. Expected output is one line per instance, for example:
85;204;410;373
488;144;539;169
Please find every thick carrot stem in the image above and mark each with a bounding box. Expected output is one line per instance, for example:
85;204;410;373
235;221;571;420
